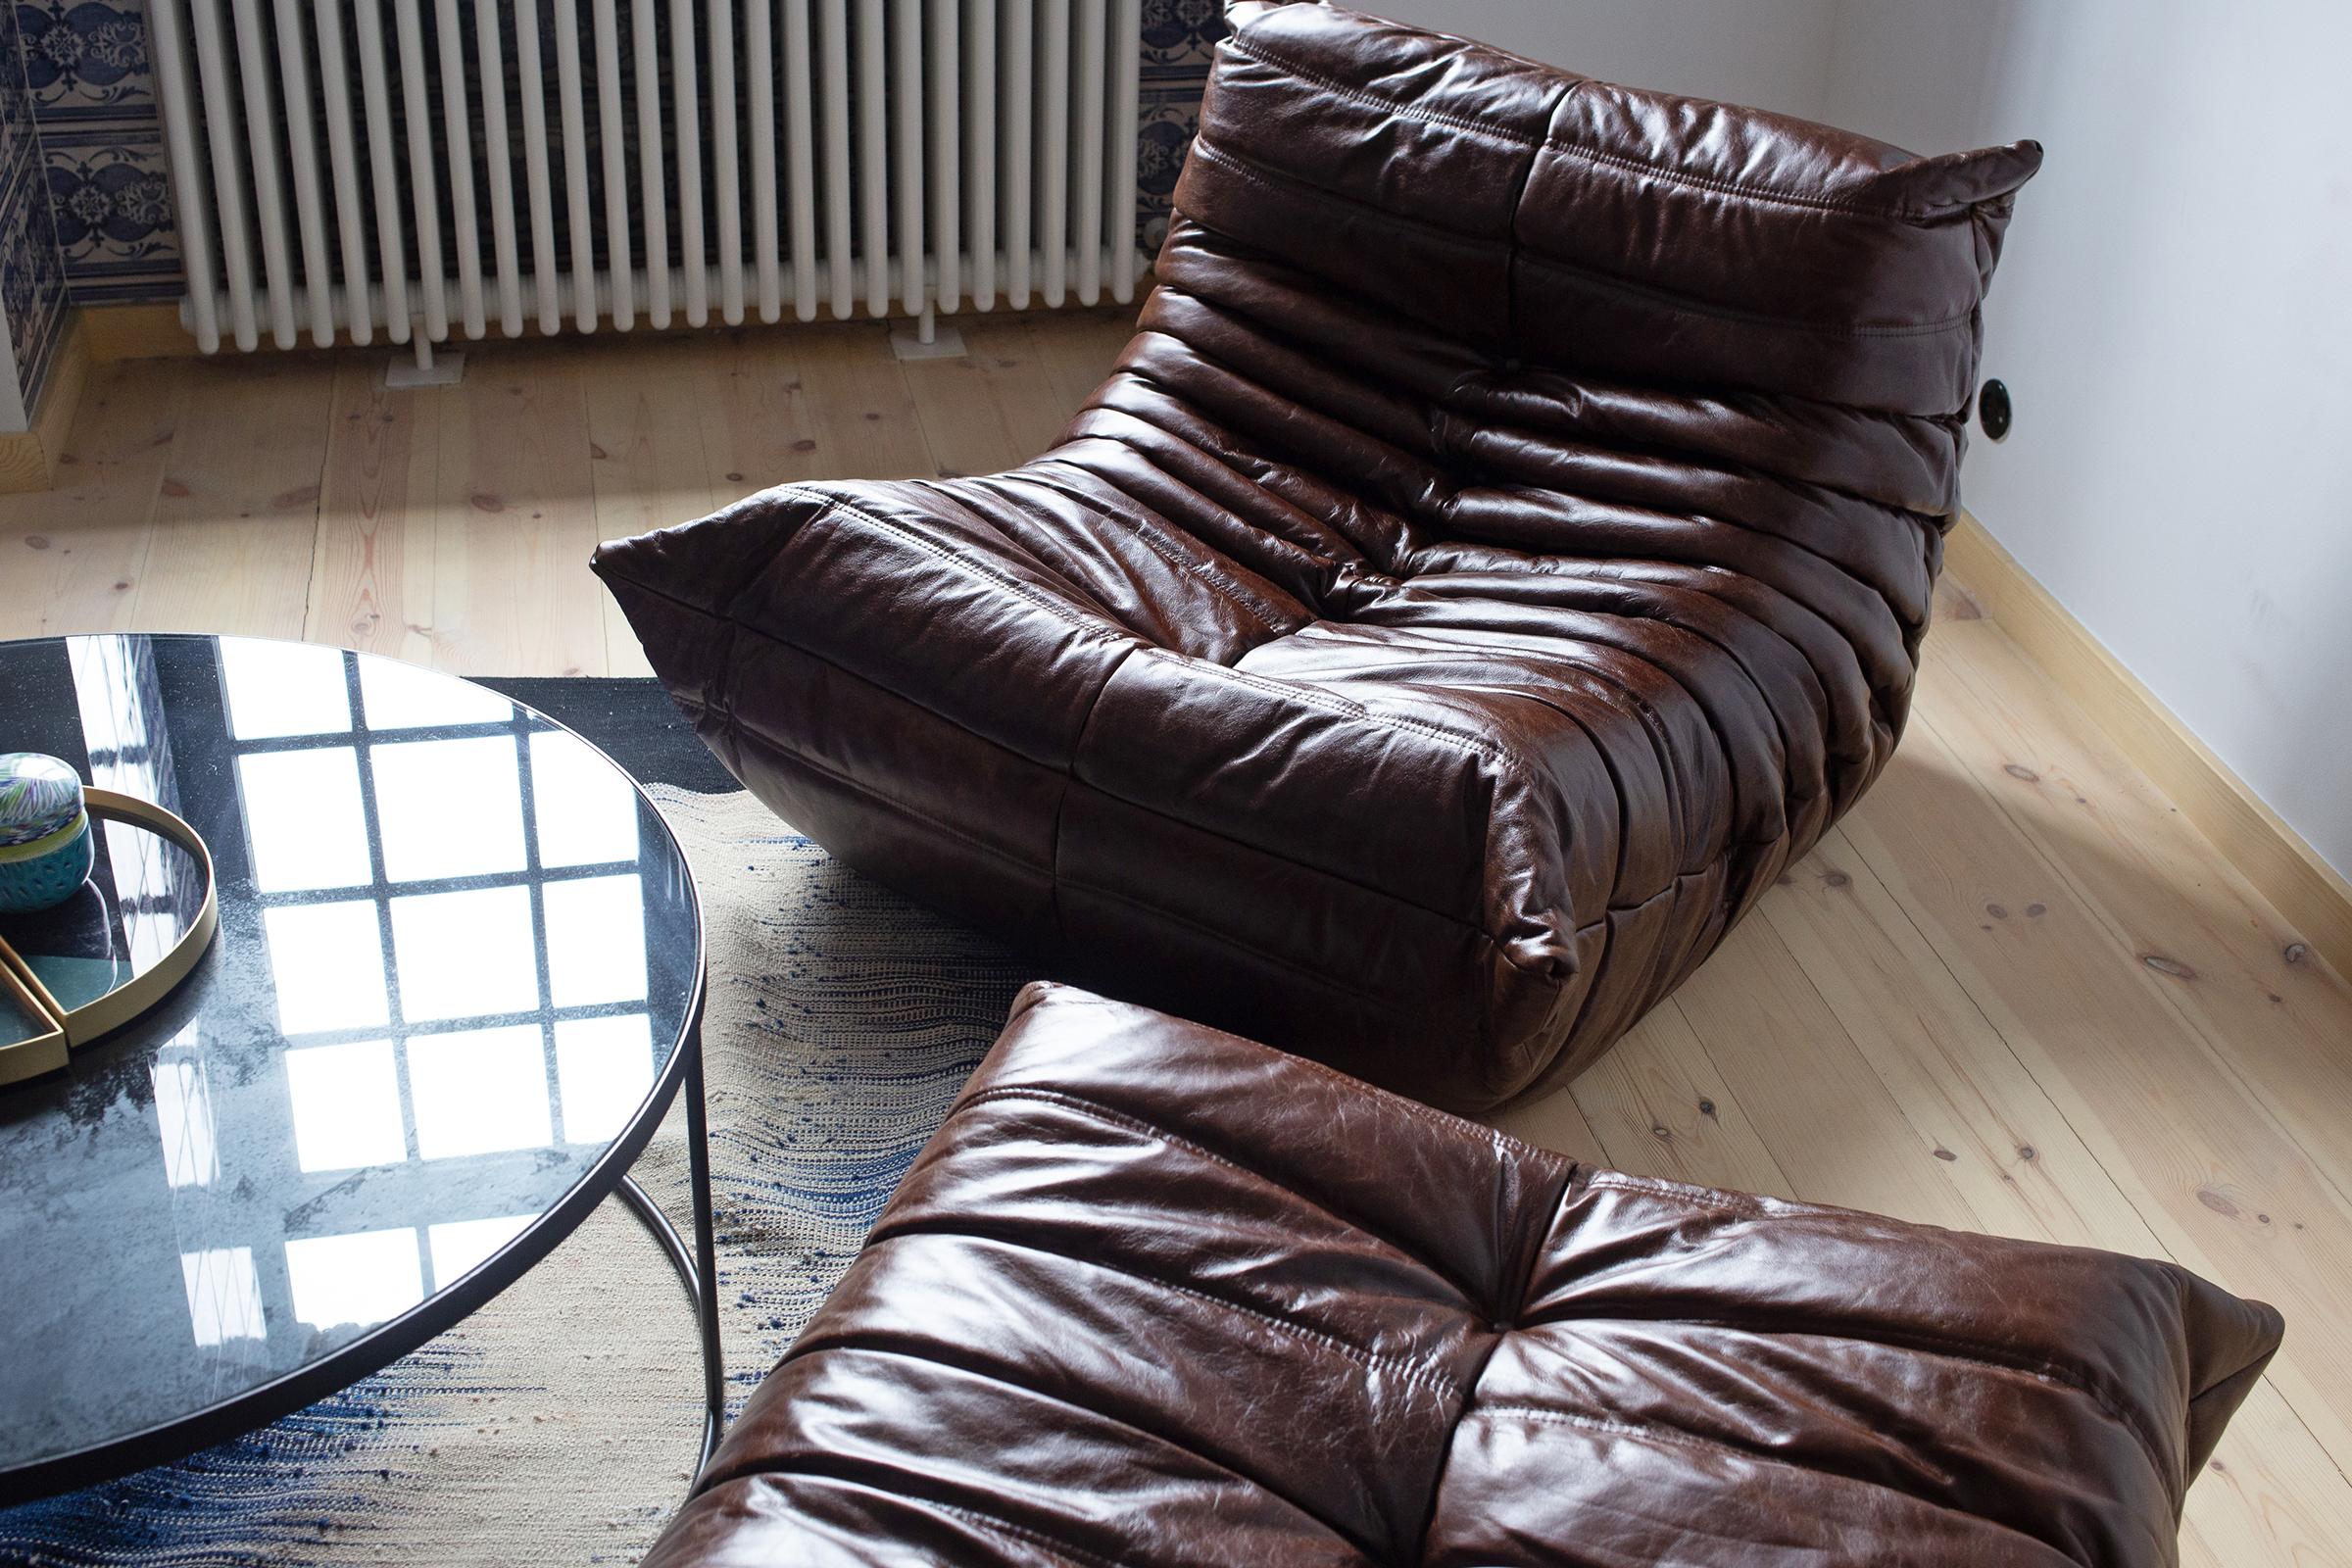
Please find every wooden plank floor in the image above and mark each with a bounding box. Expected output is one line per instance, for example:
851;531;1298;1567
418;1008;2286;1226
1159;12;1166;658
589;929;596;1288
6;315;2350;1561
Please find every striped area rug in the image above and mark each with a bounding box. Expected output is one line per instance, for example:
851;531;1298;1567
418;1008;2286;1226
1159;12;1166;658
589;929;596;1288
1;786;1023;1566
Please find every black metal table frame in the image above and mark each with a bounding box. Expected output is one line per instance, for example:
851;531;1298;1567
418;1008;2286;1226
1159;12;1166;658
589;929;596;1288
614;1033;727;1470
3;987;723;1507
0;666;725;1507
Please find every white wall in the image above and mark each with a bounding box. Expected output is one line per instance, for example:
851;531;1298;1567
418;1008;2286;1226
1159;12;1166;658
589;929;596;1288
1819;0;2352;877
1369;0;2352;876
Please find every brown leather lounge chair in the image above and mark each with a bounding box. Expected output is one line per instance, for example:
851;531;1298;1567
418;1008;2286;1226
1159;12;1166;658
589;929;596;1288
642;985;2283;1567
597;3;2043;1112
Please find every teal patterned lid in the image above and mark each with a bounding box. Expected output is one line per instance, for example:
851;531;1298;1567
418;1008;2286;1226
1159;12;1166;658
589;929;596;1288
0;753;85;847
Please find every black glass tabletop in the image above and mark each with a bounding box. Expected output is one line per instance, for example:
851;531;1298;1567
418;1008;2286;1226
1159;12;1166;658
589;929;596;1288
0;635;703;1498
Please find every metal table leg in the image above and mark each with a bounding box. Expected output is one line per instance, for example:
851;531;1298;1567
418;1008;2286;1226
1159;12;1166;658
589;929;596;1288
615;1019;724;1479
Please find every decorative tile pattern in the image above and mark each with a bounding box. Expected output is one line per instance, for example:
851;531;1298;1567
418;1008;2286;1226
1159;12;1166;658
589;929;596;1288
16;0;179;312
19;0;154;119
0;104;71;418
0;0;71;424
0;0;168;419
0;0;33;186
40;118;174;300
1138;0;1226;260
1142;0;1227;80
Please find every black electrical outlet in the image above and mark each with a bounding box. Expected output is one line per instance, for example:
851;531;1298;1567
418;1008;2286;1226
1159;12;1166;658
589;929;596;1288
1979;378;2013;441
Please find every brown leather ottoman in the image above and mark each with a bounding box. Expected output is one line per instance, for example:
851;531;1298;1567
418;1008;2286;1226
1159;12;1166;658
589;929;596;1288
645;984;2280;1567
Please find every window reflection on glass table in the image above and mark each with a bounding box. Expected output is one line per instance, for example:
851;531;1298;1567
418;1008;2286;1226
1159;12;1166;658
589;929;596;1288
0;634;700;1491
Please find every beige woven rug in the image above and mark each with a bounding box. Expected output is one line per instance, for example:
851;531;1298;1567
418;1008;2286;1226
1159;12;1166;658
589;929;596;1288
1;787;1023;1566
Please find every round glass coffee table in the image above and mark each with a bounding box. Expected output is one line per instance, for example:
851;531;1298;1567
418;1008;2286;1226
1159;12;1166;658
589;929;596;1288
0;634;716;1505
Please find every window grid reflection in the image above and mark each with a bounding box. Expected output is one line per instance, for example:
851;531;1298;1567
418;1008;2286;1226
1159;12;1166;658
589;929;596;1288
219;649;658;1326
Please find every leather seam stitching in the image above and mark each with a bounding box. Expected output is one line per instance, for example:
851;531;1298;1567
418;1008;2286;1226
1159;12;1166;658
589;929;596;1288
1189;136;1501;253
1152;241;1965;475
693;643;1599;992
1446;482;1932;635
728;710;1051;873
793;486;1538;785
1010;990;1589;1175
625;558;1813;941
1225;34;1971;222
1415;551;1906;717
1191;135;1976;342
1113;295;1449;537
951;1083;1532;1306
1042;417;1369;581
1454;1403;2101;1560
1348;618;1802;860
1018;463;1306;636
712;1456;1183;1567
869;1213;1471;1406
962;1071;1544;1193
1432;394;1961;518
1439;417;1939;607
1376;562;1860;765
923;1503;1124;1568
1407;1173;1574;1563
1502;76;1582;348
632;511;1827;1005
1152;649;1521;770
1513;247;1979;341
1532;137;1957;222
1049;643;1136;948
616;590;1583;972
1224;34;1548;146
1558;1175;2181;1483
1133;277;1465;478
772;1340;1375;1557
1057;865;1599;992
787;487;1128;639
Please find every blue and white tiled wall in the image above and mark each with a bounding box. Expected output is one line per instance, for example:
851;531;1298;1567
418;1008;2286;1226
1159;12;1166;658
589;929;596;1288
1139;0;1224;259
0;1;1222;430
0;0;174;429
0;6;68;428
21;2;179;303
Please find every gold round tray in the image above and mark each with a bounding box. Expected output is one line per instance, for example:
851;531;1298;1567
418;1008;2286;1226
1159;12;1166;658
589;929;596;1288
0;789;220;1087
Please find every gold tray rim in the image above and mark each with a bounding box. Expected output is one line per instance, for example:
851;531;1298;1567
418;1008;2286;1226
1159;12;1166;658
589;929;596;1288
0;789;220;1087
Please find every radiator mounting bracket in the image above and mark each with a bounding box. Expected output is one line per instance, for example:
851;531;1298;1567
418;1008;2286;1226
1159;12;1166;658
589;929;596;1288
890;302;965;361
385;319;465;389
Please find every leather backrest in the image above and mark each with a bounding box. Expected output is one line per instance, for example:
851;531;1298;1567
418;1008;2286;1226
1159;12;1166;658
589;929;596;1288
1178;1;2041;414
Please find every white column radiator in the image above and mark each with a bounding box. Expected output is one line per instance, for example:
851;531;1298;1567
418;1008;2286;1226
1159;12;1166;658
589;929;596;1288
146;0;1147;353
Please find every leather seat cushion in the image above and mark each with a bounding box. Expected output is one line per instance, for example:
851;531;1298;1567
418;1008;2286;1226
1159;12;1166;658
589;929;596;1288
642;984;2282;1568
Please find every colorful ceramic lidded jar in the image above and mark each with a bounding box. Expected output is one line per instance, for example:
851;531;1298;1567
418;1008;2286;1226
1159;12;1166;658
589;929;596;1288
0;753;95;913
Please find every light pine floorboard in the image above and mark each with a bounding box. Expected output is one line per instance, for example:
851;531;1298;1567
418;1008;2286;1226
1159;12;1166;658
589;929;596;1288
4;313;2348;1562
